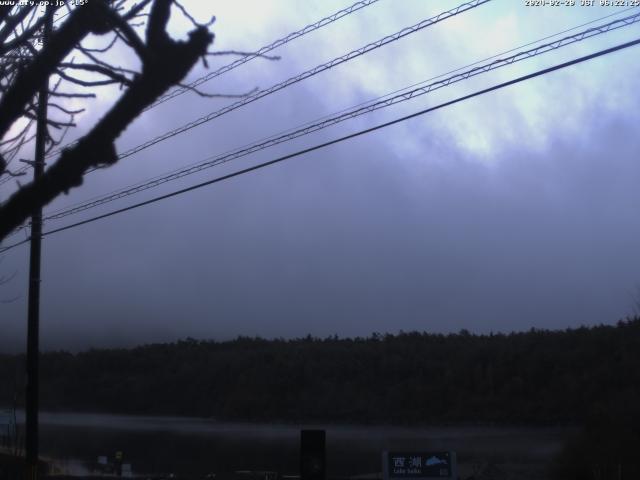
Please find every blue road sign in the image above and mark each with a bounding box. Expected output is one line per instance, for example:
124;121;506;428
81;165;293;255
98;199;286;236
383;451;456;479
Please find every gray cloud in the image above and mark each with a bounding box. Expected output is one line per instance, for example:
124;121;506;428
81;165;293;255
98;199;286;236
1;2;639;352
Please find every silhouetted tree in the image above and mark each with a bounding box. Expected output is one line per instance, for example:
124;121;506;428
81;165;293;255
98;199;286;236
0;0;215;241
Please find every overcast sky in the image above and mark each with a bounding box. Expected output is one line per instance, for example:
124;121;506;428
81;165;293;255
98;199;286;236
1;0;640;352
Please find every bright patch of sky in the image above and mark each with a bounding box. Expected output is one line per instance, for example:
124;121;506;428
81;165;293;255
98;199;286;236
160;0;640;165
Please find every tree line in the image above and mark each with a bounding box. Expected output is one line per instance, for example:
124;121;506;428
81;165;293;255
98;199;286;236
1;319;639;425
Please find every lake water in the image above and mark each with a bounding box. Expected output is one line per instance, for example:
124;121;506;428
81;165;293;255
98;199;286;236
13;411;575;478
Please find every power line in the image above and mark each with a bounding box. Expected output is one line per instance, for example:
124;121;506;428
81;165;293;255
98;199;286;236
148;0;381;109
41;0;382;161
4;4;639;233
7;2;632;191
2;36;638;254
1;0;382;183
33;10;640;226
63;0;491;168
0;165;29;186
2;0;490;212
5;5;635;198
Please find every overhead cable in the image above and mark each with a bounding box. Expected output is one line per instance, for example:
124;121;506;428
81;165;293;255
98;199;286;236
1;0;380;185
45;0;490;165
2;4;635;190
37;10;640;224
2;36;639;253
149;0;381;109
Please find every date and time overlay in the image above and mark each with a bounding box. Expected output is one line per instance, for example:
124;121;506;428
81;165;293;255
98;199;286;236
1;0;639;9
526;0;640;6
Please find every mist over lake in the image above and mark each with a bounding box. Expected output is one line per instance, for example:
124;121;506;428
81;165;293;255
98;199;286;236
14;411;572;477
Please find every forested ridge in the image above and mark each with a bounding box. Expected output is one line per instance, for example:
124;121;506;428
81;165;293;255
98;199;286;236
1;319;639;425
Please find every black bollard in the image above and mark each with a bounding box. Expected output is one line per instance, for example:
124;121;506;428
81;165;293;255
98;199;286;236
300;430;326;480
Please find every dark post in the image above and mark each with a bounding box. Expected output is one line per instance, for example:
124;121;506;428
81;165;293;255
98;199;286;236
25;8;53;480
300;430;326;480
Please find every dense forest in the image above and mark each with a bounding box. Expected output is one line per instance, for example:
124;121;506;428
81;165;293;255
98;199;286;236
1;318;639;426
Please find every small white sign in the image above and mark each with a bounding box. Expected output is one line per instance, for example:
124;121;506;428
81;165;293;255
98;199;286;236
122;463;133;477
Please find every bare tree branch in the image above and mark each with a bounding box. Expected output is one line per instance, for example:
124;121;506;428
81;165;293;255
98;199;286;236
207;50;279;60
76;47;139;75
177;82;258;99
47;91;97;98
0;9;53;56
0;1;106;139
173;0;215;29
78;33;118;53
47;102;85;116
122;0;153;21
55;67;131;88
0;6;214;239
0;5;36;45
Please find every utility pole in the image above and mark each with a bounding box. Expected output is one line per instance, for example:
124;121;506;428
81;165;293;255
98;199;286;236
25;7;52;480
